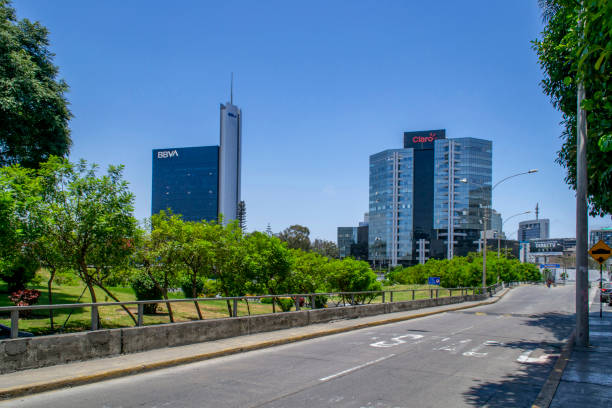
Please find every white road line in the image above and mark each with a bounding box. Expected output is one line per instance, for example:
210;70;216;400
370;334;424;348
451;326;474;335
319;354;396;382
517;350;550;363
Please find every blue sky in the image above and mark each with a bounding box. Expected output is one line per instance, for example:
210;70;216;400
13;0;610;241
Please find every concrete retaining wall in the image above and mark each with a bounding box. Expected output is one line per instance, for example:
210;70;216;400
0;293;487;373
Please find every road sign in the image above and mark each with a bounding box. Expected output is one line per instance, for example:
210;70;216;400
428;277;441;285
589;240;612;265
540;264;561;269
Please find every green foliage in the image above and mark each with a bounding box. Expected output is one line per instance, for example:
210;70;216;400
130;271;161;314
386;253;541;288
180;276;206;298
275;297;294;312
0;252;39;292
326;258;381;304
0;0;72;168
311;239;339;258
533;0;612;216
287;249;330;294
278;225;311;251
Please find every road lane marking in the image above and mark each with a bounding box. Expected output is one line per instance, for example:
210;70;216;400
451;326;474;335
370;334;424;348
435;339;472;352
517;350;550;363
319;354;396;382
463;342;489;357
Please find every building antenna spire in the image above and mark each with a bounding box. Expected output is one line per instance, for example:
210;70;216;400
230;72;233;104
535;202;539;220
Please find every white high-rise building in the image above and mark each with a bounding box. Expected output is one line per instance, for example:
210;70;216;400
218;100;241;223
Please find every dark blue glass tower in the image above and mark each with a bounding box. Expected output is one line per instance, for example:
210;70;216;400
152;146;219;222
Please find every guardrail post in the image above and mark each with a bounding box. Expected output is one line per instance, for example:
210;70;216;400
232;299;238;317
295;297;300;311
389;291;393;303
430;289;433;299
412;290;415;300
91;306;98;331
311;295;316;309
10;310;19;339
436;289;439;298
351;294;355;305
137;304;144;327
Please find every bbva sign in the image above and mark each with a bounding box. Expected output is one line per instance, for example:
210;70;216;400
157;150;179;159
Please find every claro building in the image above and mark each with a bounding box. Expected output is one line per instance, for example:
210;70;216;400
151;99;242;222
368;130;492;266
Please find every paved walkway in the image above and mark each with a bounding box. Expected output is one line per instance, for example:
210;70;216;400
550;290;612;408
0;291;508;399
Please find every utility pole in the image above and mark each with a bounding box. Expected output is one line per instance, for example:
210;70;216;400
576;80;589;347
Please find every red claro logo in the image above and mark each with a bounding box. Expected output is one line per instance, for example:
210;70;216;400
413;132;438;143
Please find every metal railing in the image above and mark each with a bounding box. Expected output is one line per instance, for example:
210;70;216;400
1;283;506;339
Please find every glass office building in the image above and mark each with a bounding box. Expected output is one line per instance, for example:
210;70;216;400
338;227;358;258
152;146;219;222
518;219;550;241
368;149;414;265
433;137;492;258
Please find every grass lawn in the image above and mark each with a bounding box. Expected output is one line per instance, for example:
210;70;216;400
1;275;476;336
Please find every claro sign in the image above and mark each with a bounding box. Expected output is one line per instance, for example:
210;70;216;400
157;150;179;159
412;132;439;143
404;129;446;149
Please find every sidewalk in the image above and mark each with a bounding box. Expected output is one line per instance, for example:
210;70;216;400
549;291;612;407
0;289;508;400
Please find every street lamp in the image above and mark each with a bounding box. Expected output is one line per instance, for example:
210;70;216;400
498;211;532;258
463;169;538;291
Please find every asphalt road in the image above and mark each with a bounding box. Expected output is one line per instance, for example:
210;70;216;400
3;285;576;408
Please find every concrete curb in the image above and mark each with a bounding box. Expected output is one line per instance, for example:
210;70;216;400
0;288;510;400
531;329;575;408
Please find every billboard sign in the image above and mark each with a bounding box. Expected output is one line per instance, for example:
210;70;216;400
530;239;564;255
404;129;446;150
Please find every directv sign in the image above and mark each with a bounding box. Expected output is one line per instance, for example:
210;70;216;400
530;239;565;255
404;129;446;150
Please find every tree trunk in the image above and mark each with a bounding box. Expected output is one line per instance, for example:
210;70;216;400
47;267;56;330
226;299;233;317
89;276;137;324
161;288;175;323
191;274;203;320
245;298;251;316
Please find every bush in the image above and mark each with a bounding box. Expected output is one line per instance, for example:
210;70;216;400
180;276;205;298
0;253;39;293
275;297;294;312
9;289;41;317
130;272;162;314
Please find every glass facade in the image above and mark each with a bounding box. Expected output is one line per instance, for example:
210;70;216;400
368;149;414;265
518;219;550;241
152;146;219;222
433;138;492;257
337;227;357;258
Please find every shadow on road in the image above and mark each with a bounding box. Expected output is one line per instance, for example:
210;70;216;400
462;312;574;407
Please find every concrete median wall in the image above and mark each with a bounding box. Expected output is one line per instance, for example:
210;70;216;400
0;293;488;373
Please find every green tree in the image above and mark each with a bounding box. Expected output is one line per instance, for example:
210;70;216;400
278;224;311;251
0;1;72;168
287;249;330;294
132;211;184;322
237;200;246;232
326;258;381;305
311;239;339;259
533;0;612;216
174;220;218;319
37;157;139;324
0;165;41;291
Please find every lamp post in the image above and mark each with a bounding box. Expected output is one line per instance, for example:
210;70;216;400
463;169;538;290
498;211;532;258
